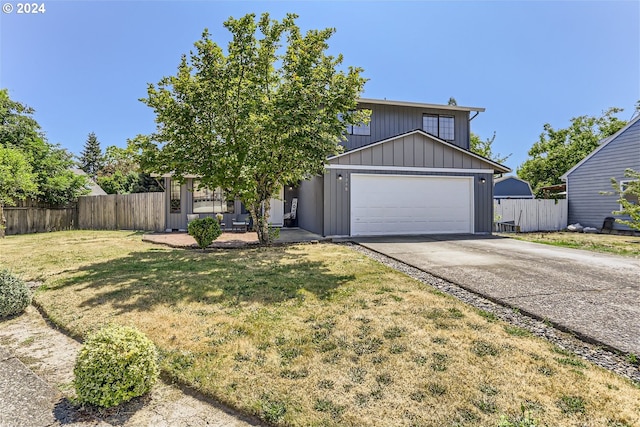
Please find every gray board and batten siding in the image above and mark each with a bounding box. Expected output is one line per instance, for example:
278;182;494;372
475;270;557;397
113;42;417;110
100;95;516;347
320;130;507;237
345;101;473;152
296;176;324;235
565;117;640;230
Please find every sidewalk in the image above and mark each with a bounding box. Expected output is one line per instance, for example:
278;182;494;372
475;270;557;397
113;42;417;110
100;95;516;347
0;306;261;427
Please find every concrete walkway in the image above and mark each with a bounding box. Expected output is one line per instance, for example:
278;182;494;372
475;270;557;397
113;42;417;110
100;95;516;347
353;234;640;356
0;306;261;427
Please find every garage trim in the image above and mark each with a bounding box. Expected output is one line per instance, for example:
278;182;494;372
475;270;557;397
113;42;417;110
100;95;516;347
350;173;475;236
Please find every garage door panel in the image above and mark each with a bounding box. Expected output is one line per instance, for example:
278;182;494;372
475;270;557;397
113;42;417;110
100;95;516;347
350;174;473;236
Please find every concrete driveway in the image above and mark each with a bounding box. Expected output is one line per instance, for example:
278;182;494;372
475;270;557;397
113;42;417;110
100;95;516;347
353;234;640;355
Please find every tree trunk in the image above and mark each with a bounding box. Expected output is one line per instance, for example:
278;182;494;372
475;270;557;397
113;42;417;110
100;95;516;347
249;198;272;245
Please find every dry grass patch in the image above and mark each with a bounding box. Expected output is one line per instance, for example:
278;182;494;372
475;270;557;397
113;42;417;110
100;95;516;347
502;231;640;257
2;230;639;426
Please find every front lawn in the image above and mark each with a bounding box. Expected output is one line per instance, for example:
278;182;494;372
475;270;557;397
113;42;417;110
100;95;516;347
1;231;639;426
502;231;640;257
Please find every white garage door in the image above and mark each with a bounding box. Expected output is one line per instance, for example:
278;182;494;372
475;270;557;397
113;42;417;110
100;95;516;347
350;174;474;236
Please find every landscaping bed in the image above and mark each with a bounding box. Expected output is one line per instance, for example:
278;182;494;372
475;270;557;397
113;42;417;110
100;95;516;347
1;231;639;426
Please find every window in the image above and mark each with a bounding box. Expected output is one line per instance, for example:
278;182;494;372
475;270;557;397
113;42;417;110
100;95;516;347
192;181;234;214
170;180;181;214
348;122;371;136
620;180;639;210
342;110;371;136
422;114;455;141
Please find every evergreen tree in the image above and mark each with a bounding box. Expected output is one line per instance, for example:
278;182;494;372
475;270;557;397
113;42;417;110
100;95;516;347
79;132;103;179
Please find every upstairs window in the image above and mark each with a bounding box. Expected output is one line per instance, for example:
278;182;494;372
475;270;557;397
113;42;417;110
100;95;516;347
348;122;371;136
342;110;371;136
423;114;455;141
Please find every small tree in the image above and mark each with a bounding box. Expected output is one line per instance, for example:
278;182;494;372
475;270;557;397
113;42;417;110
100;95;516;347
139;13;367;244
0;146;37;237
78;132;103;179
610;169;640;230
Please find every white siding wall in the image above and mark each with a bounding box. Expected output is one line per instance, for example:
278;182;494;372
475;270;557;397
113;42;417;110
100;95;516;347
494;199;568;232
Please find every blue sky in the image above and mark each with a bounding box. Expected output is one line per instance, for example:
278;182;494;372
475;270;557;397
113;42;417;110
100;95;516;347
1;0;638;172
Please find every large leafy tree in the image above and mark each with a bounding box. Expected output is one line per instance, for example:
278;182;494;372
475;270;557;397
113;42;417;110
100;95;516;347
98;138;163;194
0;146;37;237
518;108;627;197
78;132;103;179
139;13;367;243
0;89;87;205
470;132;510;165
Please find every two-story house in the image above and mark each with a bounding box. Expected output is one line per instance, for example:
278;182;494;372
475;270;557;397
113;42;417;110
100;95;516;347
161;98;511;235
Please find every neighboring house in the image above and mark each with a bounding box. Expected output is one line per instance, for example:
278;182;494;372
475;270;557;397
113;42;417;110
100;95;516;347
493;176;534;199
561;114;640;231
162;98;511;235
72;168;108;196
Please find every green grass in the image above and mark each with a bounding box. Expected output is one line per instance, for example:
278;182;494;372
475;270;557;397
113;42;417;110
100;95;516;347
1;230;639;426
502;232;640;257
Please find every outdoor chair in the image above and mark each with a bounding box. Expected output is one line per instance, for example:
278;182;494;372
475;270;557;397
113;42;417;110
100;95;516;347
232;214;250;233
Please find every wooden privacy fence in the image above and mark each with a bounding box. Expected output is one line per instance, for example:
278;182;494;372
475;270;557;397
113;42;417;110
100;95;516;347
78;193;165;232
494;199;568;232
3;206;77;235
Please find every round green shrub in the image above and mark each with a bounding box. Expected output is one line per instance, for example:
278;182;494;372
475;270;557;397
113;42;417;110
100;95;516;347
0;269;32;318
74;324;159;408
188;216;222;249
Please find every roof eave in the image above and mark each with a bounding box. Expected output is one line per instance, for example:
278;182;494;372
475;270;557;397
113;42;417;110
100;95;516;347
357;98;485;113
561;113;640;181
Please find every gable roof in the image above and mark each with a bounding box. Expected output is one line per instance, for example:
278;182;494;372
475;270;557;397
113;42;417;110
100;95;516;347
72;168;108;196
493;176;534;198
561;113;640;180
358;98;485;113
328;129;511;173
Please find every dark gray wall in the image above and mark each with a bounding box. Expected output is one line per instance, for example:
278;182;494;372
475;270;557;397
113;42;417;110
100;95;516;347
322;168;494;236
566;119;640;230
345;103;471;152
297;176;324;235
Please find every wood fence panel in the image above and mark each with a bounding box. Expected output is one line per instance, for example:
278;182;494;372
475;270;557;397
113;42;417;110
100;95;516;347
77;193;165;232
494;199;567;232
4;206;77;235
